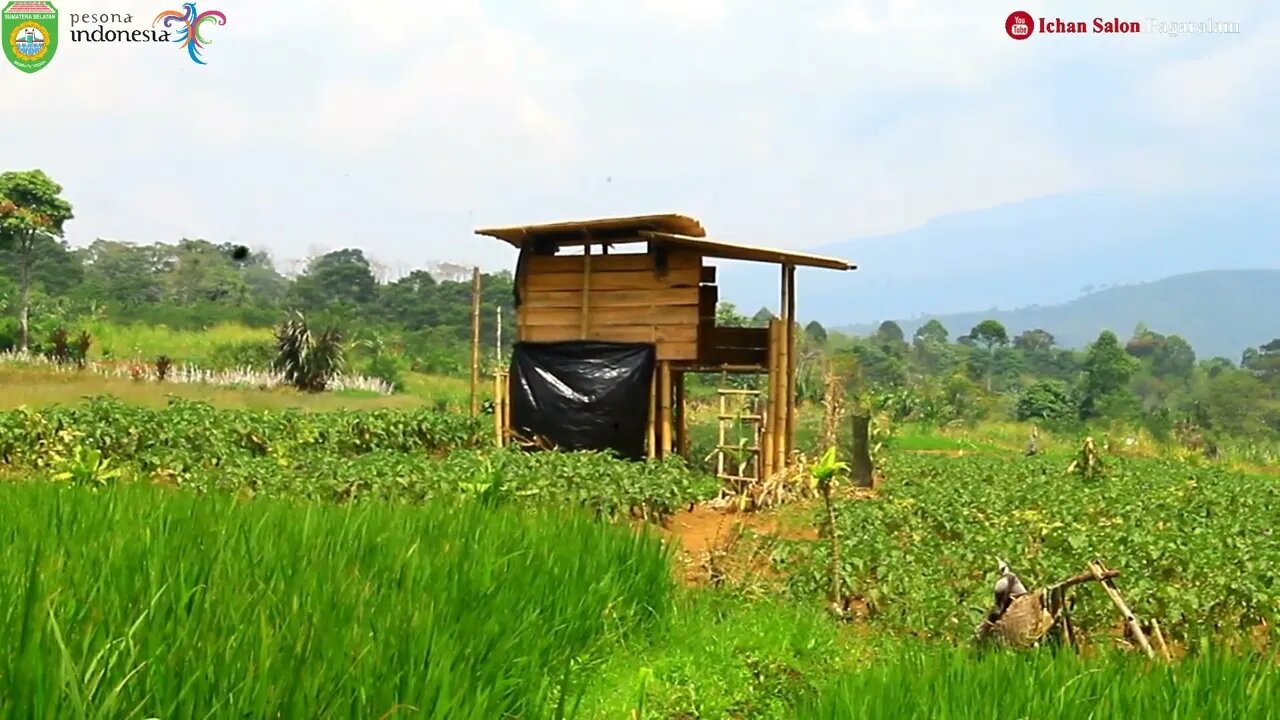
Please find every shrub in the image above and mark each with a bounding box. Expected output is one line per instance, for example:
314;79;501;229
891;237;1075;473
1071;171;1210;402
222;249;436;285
1015;380;1075;422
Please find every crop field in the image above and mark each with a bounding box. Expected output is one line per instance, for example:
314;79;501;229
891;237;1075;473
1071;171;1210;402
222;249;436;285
0;398;716;521
1;395;1278;717
775;452;1280;646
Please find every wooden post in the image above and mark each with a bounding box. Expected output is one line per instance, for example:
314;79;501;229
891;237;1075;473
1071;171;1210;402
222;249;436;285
850;413;874;487
659;362;673;458
470;266;481;417
778;262;788;458
580;243;592;338
674;370;687;460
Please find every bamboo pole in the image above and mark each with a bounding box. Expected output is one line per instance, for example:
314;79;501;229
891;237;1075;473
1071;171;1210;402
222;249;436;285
470;267;481;417
1150;619;1172;662
647;366;657;460
784;264;796;464
717;392;727;479
501;372;510;442
659;362;673;458
774;267;790;473
764;317;780;479
493;372;504;447
1089;561;1155;659
580;243;592;338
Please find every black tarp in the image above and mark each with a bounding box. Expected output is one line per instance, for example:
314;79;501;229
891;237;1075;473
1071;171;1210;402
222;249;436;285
509;341;656;460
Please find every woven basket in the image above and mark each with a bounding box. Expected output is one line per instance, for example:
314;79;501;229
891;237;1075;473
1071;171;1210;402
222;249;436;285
974;591;1056;648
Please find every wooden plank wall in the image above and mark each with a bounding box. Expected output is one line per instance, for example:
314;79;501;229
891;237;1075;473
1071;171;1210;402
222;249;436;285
518;250;703;360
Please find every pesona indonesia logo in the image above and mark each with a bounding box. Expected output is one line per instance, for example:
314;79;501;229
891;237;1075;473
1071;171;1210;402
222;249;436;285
3;1;58;73
154;3;226;65
64;4;225;64
1006;10;1142;39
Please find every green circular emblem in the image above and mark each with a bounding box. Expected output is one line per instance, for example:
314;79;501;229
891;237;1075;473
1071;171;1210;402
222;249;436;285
9;19;49;60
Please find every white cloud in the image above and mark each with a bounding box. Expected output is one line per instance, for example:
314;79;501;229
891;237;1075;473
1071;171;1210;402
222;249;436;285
298;0;579;180
1;0;1275;274
547;0;726;28
1144;19;1280;132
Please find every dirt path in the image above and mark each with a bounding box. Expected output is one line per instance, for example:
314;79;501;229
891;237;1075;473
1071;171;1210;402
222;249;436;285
652;491;881;586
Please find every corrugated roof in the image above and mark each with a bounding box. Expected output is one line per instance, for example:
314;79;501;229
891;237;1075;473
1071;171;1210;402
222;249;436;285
474;213;854;271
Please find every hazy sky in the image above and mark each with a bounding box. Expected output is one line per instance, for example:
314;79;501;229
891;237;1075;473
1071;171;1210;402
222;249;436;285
10;0;1277;277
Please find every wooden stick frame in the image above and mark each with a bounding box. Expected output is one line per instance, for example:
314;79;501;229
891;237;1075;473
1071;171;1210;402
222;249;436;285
470;267;482;417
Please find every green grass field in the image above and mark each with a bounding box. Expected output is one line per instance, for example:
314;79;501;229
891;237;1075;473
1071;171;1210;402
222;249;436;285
3;481;1275;719
1;483;674;718
2;364;1279;718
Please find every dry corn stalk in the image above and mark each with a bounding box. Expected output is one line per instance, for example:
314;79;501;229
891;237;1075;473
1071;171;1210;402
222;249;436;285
820;360;845;449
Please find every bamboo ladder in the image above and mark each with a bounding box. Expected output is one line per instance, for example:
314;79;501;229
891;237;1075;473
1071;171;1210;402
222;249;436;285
714;388;764;487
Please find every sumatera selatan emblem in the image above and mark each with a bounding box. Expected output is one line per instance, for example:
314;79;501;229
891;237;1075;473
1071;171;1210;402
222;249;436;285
3;1;57;73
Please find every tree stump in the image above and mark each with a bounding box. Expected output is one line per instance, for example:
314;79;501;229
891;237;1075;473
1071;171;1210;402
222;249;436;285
850;413;874;488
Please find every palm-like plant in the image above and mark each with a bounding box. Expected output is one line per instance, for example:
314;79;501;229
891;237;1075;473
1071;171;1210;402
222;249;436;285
273;312;345;392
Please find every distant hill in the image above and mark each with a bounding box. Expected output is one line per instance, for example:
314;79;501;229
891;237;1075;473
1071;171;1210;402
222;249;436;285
834;269;1280;361
718;191;1280;341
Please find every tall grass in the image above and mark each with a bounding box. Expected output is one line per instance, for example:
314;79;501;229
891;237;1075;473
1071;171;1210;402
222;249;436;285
81;320;270;364
0;483;675;718
805;644;1278;719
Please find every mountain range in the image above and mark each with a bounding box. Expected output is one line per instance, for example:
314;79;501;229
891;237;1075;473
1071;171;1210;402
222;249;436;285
834;269;1280;361
718;191;1280;360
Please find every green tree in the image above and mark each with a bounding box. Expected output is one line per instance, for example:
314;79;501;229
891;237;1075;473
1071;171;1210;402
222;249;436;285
1201;356;1235;378
874;320;905;345
750;307;775;328
1243;339;1280;381
1078;330;1140;419
1013;328;1055;353
166;238;247;305
0;170;74;351
1125;324;1162;359
1197;369;1271;436
74;240;166;307
1015;379;1075;422
378;270;440;330
968;319;1008;391
913;319;948;345
911;319;951;373
288;249;378;311
804;320;828;345
1151;334;1196;380
715;302;748;328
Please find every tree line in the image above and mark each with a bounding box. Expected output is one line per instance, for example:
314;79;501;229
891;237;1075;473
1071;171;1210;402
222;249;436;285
775;308;1279;445
3;168;1279;443
0;169;515;380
